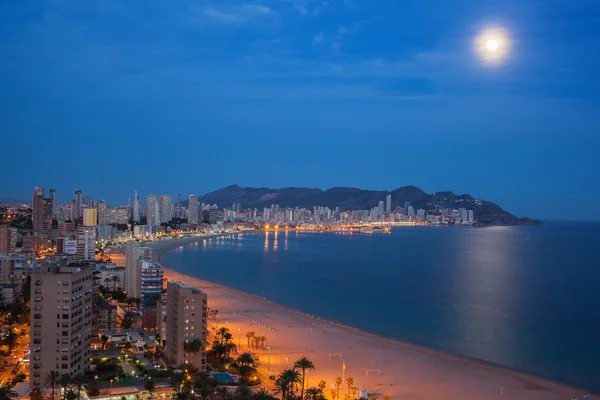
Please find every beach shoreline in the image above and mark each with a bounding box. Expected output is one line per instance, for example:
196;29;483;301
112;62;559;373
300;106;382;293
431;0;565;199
149;235;598;400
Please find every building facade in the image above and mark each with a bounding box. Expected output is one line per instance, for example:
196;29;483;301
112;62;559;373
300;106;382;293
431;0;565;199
83;208;98;226
76;227;96;261
165;281;208;369
30;264;93;388
0;225;17;254
187;195;198;224
124;241;152;298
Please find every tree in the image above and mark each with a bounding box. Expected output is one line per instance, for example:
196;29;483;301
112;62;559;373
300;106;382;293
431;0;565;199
214;386;230;400
145;380;156;397
122;311;135;329
305;387;325;400
251;388;276;400
112;275;121;291
59;373;73;400
217;327;230;344
294;357;315;400
274;369;302;400
171;372;185;393
225;342;238;359
346;377;354;400
236;352;255;367
245;331;255;349
171;389;195;400
317;380;326;391
234;385;252;400
71;374;86;400
30;387;44;400
64;390;78;400
101;335;109;349
104;278;112;292
0;386;19;400
334;377;342;398
43;370;61;400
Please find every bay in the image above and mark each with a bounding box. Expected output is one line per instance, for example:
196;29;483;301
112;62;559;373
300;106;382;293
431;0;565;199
161;222;600;391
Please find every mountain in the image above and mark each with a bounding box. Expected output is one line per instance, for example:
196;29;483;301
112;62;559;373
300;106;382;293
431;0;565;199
185;184;541;225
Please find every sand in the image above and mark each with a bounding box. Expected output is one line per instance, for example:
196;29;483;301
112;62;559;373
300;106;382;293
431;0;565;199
148;235;598;400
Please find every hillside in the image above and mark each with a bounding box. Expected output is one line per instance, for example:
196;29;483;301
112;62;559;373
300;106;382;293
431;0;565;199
186;184;541;225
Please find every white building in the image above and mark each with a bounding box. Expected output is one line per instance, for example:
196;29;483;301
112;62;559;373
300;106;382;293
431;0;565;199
133;190;140;222
386;194;392;213
134;225;154;238
188;194;198;224
125;241;152;298
76;226;96;261
159;194;173;224
96;225;115;242
146;195;159;226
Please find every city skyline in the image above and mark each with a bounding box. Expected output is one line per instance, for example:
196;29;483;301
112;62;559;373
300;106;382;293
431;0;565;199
1;0;599;221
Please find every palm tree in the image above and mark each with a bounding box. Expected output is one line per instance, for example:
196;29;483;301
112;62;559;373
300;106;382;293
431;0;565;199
103;277;112;291
71;374;86;400
234;385;252;400
64;389;77;400
245;331;255;349
58;373;72;400
111;275;121;291
171;389;195;400
43;370;60;400
101;335;109;349
0;386;19;400
217;327;229;344
274;369;302;400
345;377;354;399
251;388;276;400
223;332;233;345
145;379;156;397
294;357;315;400
334;377;342;398
236;352;255;367
225;342;238;358
171;372;185;393
213;386;230;400
317;380;326;392
304;387;324;400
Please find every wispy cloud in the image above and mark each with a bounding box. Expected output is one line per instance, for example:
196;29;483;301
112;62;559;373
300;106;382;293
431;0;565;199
190;3;274;27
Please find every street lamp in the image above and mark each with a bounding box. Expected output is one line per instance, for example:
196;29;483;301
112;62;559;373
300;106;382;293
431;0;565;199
267;347;271;372
109;379;114;400
237;328;242;350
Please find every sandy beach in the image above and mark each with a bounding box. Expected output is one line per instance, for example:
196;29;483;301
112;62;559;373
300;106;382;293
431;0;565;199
148;235;598;400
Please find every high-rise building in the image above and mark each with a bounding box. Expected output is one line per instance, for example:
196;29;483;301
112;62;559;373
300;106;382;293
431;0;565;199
30;264;93;388
166;281;208;369
76;226;96;261
32;188;52;239
133;191;140;222
146;195;159;226
386;194;392;213
188;195;198;224
74;190;83;220
57;222;76;238
0;225;17;254
467;210;475;224
97;201;107;225
141;261;163;306
159;194;173;223
125;241;152;298
82;208;97;226
49;189;56;219
177;193;182;209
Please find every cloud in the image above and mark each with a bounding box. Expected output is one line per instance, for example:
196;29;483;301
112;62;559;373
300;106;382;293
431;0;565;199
313;33;324;43
192;3;274;27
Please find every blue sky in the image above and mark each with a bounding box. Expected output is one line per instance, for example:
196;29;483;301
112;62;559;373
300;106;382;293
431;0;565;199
1;0;599;220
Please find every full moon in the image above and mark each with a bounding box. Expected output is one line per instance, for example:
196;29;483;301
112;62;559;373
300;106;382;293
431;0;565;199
474;27;511;66
486;39;499;52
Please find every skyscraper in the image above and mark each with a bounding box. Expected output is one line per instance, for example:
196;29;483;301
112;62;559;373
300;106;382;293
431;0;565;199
386;194;392;212
146;195;159;226
125;241;152;298
177;192;182;209
32;188;52;239
76;226;96;261
133;190;140;222
0;225;17;254
49;188;56;218
74;190;83;219
30;264;93;388
159;194;173;223
82;208;97;226
166;281;208;369
188;194;198;224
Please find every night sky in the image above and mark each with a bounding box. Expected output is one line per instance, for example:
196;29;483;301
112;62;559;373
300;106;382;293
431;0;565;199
1;1;599;220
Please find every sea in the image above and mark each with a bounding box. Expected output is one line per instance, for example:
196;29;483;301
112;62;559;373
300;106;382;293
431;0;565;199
161;222;600;392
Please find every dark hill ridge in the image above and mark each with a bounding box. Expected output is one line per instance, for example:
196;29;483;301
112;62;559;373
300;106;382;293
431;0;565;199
186;184;541;225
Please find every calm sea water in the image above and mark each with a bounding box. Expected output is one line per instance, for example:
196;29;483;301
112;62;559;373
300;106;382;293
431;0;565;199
162;223;600;391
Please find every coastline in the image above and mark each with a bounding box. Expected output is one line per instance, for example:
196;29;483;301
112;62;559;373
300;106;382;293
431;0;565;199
149;235;598;400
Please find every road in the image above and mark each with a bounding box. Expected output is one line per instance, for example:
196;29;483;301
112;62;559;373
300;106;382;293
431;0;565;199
0;325;29;387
